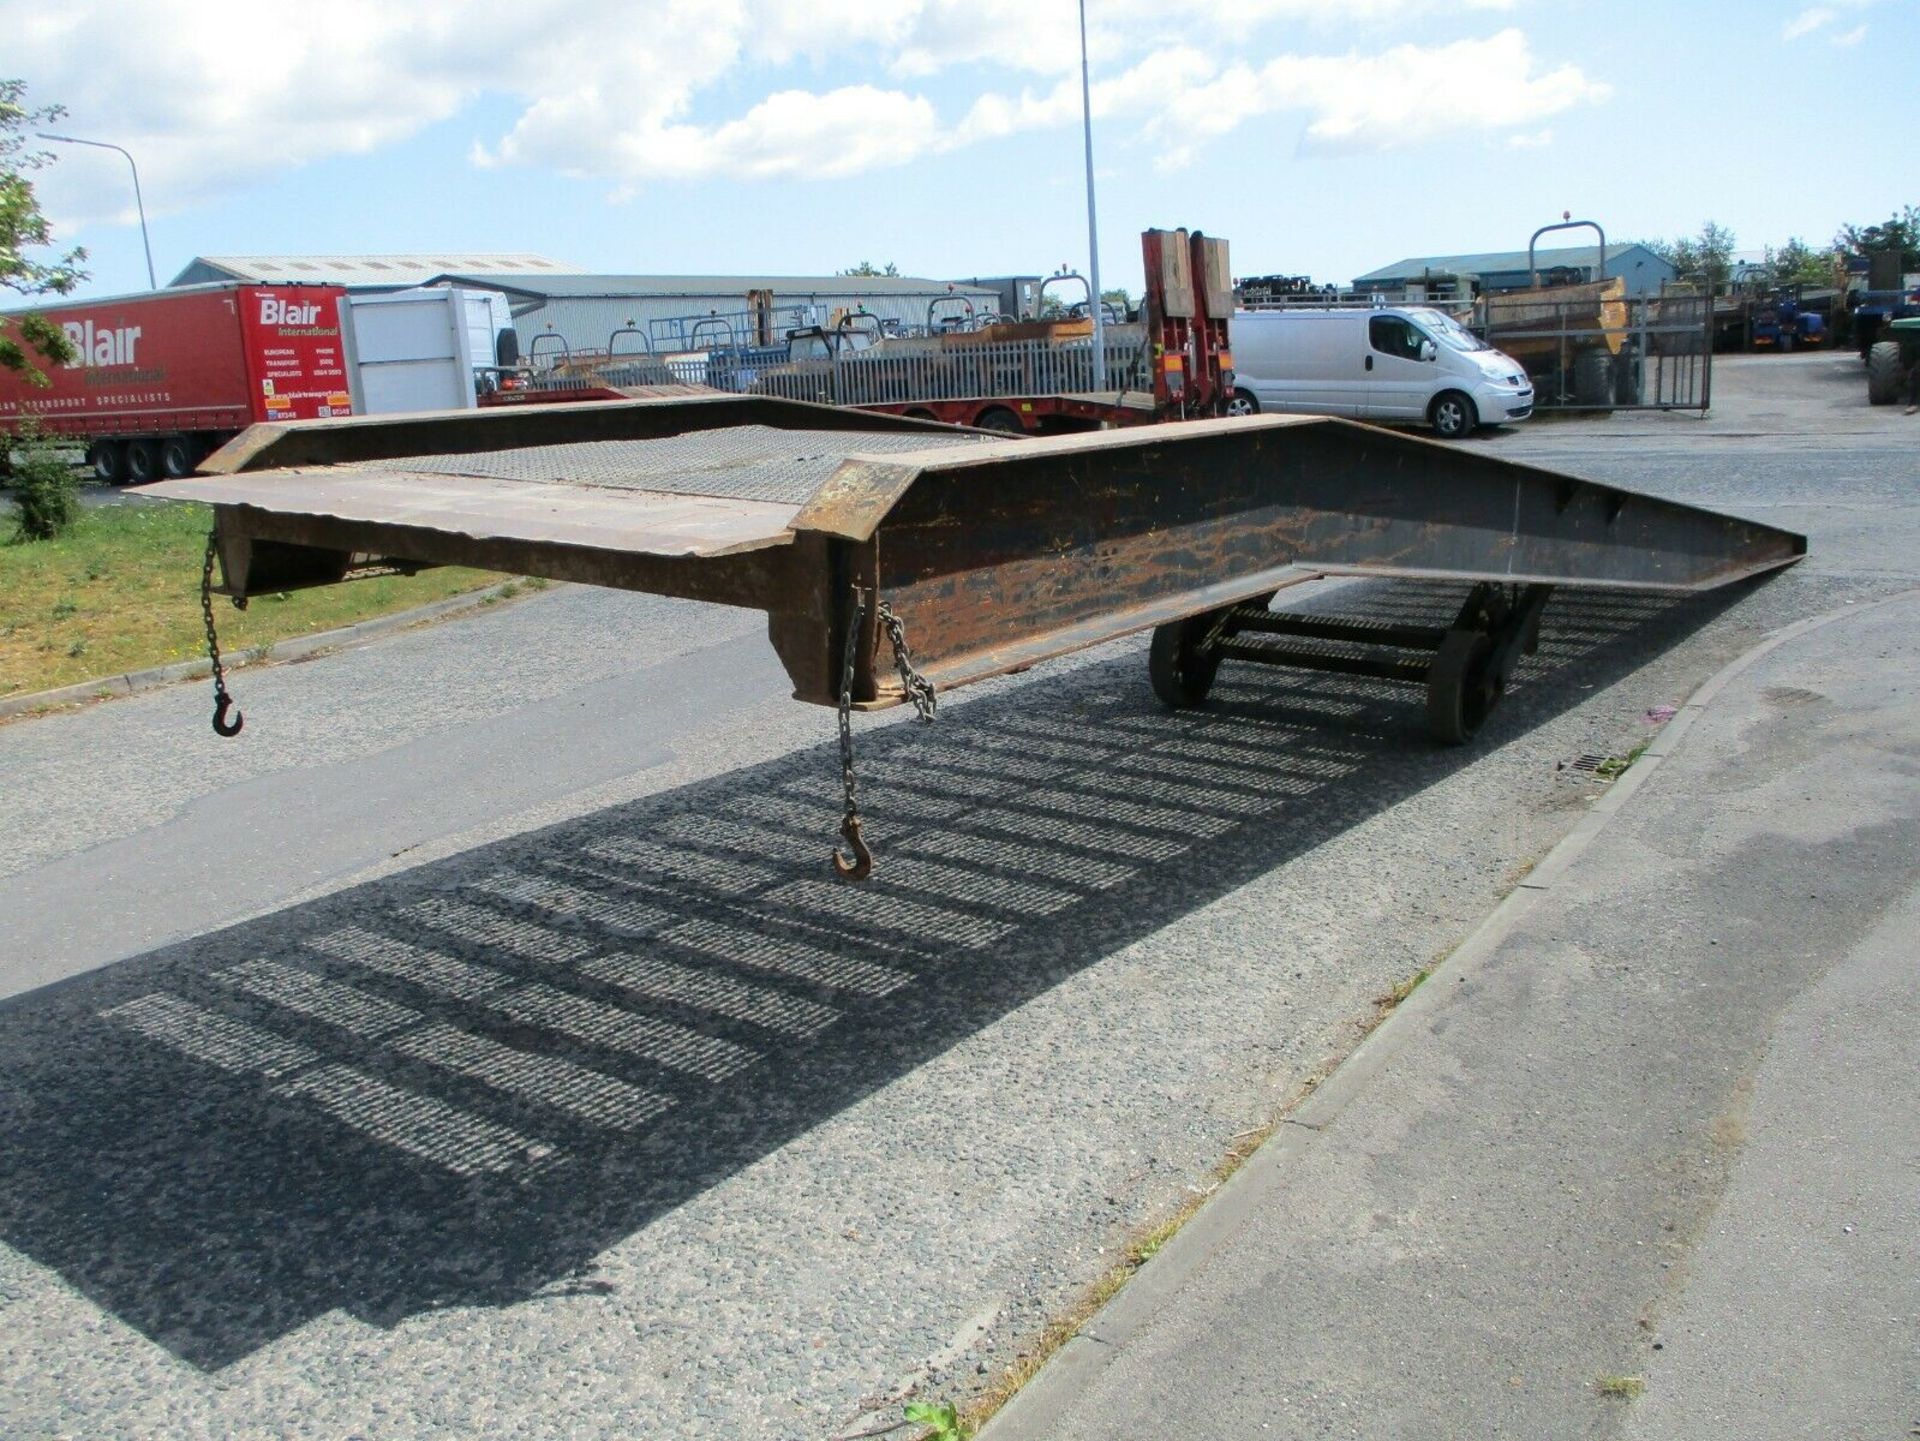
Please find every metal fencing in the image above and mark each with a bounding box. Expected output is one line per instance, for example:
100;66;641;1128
745;328;1152;407
519;326;1155;408
1473;290;1712;412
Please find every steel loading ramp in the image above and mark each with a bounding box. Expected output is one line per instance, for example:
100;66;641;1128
154;393;1803;711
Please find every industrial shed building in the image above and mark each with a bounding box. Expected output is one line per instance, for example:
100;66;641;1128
1354;243;1676;299
168;254;583;289
424;272;1002;353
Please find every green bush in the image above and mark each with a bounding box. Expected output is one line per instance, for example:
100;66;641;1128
5;424;79;541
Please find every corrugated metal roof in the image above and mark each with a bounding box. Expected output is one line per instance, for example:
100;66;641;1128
170;254;583;288
1355;243;1664;284
431;272;999;301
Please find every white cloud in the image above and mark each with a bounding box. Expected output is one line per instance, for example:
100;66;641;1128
1507;128;1555;149
12;2;1611;219
1126;30;1608;157
1782;0;1890;41
1783;6;1836;37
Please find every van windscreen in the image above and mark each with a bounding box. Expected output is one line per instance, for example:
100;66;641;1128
1408;308;1492;353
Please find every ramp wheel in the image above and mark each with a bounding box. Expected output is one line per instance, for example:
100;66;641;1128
1149;614;1220;709
1426;630;1499;745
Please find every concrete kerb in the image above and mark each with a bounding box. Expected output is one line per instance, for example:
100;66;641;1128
981;585;1920;1441
0;580;541;721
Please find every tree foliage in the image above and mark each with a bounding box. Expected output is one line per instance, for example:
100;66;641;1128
1763;237;1841;288
1;79;89;384
1836;204;1919;268
840;260;900;278
1641;220;1737;293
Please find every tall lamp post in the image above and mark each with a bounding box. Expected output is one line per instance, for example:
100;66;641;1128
37;132;157;290
1078;0;1106;391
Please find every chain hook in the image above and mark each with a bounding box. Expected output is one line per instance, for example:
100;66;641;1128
832;583;870;881
200;530;244;738
831;815;872;881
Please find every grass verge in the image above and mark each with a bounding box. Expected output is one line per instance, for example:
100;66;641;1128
1;498;505;699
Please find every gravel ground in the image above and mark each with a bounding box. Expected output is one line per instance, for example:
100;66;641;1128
1;352;1915;1440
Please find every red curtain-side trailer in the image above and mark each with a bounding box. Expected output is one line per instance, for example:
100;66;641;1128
0;282;353;482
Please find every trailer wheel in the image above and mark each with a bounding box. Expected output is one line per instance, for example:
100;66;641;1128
975;407;1025;434
1226;389;1259;417
159;436;200;479
1430;390;1477;440
89;440;128;485
1867;341;1905;405
1148;613;1221;709
124;439;160;484
1425;630;1498;745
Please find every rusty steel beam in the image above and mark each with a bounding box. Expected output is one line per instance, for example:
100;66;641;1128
147;396;1805;713
821;415;1804;703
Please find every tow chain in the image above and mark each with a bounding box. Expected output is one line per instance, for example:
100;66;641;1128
831;590;937;882
200;531;246;737
877;599;938;723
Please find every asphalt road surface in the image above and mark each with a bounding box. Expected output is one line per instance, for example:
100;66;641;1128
1;353;1913;1439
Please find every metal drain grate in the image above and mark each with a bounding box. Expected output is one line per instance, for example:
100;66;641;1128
1558;753;1614;780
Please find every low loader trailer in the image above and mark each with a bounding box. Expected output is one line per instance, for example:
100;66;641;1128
145;387;1804;880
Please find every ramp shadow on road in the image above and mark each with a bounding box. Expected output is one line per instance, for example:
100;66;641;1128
0;579;1753;1369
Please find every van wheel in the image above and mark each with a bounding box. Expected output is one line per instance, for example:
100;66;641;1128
1430;391;1477;440
1226;389;1259;417
89;440;129;484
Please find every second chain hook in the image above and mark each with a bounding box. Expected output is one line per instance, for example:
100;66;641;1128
831;590;938;882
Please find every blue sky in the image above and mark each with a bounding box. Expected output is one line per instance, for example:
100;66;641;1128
10;0;1915;304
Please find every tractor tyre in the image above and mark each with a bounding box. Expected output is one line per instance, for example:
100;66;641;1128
1867;341;1905;406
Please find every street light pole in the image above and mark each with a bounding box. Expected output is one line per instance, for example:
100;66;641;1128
1078;0;1106;392
37;132;157;290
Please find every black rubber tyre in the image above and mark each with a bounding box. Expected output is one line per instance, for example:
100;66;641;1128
974;407;1025;434
124;439;160;484
1866;341;1904;406
902;407;938;422
159;435;199;479
1148;614;1221;709
1425;630;1499;745
1613;350;1642;405
89;440;128;485
1572;349;1615;410
1226;388;1259;417
1429;389;1477;440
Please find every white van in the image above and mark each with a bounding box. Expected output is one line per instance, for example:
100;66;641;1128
1228;306;1533;439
